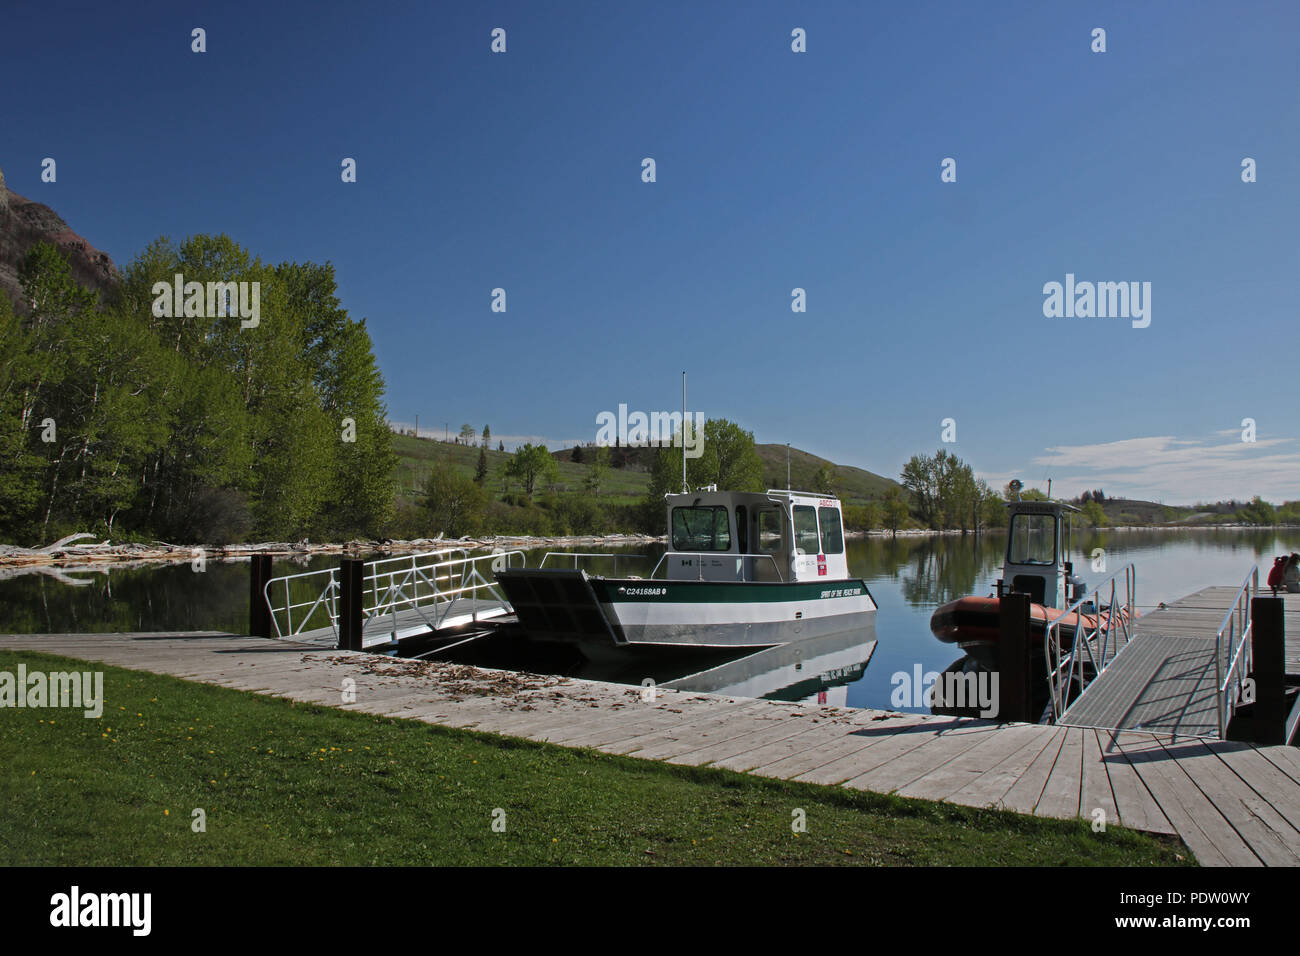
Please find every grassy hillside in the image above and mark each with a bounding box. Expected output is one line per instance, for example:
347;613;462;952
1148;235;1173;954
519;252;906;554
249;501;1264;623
392;433;650;505
755;444;900;505
392;432;900;508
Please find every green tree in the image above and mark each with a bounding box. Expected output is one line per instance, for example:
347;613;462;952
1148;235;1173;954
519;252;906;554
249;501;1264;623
1081;500;1108;528
504;443;558;497
813;463;836;495
882;487;909;537
474;445;489;485
422;465;486;537
584;444;610;495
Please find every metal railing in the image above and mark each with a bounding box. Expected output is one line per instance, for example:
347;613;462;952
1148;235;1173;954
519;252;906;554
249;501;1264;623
1215;565;1258;739
263;565;342;639
649;551;785;582
539;552;650;575
363;549;525;640
1045;563;1136;722
262;547;525;642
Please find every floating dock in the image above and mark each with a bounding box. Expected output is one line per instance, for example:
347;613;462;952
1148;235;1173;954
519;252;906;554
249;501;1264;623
1059;586;1299;740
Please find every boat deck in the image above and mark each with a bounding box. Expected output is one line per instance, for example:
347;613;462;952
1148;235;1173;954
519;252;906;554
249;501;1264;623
1060;588;1300;738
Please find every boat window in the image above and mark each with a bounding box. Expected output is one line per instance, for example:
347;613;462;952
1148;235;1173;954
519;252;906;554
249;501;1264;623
735;505;748;554
1007;513;1056;565
671;506;732;552
793;505;821;554
757;508;784;553
818;506;844;554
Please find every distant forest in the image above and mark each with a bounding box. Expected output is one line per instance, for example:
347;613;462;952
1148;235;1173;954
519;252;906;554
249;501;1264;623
0;236;394;545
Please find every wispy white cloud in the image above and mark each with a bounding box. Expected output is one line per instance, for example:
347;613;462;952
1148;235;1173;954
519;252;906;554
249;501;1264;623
1018;433;1300;504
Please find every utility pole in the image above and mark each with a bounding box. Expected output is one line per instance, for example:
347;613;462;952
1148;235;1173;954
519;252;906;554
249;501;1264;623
414;414;418;439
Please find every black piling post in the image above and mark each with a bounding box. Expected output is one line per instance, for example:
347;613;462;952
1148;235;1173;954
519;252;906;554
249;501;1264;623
1250;596;1285;745
339;558;365;651
998;591;1031;723
249;554;273;638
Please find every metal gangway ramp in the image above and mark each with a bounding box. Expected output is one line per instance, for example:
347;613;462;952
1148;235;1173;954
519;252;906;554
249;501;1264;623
1053;567;1300;739
261;548;525;650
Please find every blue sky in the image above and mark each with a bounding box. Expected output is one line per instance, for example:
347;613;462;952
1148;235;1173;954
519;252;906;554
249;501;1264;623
4;0;1297;503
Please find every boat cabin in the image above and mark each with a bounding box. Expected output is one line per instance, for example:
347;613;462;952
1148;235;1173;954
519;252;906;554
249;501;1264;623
662;489;849;583
998;499;1080;609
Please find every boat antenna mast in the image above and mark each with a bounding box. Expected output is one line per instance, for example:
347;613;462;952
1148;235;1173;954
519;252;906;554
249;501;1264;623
786;442;791;490
681;371;688;494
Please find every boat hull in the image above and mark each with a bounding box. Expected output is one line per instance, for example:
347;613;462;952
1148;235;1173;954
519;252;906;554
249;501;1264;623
496;569;877;649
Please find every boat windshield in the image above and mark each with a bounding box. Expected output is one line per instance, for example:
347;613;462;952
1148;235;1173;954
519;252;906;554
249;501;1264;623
1007;513;1056;565
818;506;844;554
671;506;732;552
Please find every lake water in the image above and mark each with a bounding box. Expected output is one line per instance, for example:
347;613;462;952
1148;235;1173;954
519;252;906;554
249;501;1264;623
3;528;1297;714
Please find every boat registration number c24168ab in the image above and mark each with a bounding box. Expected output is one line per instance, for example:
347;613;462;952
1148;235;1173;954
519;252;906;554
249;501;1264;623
820;586;863;599
620;586;667;596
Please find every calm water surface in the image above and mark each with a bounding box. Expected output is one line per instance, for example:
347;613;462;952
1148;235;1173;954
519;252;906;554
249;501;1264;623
3;529;1297;713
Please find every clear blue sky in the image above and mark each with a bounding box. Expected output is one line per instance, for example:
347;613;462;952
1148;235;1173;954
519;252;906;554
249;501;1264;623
4;0;1297;503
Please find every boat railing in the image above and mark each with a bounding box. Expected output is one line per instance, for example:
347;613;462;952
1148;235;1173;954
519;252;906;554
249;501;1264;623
1214;565;1258;739
649;551;785;583
1044;563;1136;722
538;552;651;576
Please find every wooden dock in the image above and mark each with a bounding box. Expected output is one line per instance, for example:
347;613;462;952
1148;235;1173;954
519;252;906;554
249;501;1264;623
1060;589;1299;738
4;629;1300;866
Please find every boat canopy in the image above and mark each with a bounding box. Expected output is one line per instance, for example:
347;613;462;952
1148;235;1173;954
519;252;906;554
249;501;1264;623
662;489;849;583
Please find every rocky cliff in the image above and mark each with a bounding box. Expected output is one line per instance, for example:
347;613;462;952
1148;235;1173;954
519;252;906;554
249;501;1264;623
0;164;119;308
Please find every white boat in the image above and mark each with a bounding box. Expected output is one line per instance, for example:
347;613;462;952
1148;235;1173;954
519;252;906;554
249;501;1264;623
495;489;879;649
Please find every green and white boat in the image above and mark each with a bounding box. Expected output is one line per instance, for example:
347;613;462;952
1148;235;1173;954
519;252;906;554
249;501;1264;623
495;489;878;649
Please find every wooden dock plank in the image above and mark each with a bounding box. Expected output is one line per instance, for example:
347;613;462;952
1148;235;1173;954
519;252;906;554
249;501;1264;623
997;729;1068;815
1111;733;1259;867
1035;727;1086;818
1095;730;1177;835
1078;729;1120;827
894;722;1051;802
841;721;1007;795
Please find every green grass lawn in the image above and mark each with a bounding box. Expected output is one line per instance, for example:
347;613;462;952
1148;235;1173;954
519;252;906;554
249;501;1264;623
0;650;1192;866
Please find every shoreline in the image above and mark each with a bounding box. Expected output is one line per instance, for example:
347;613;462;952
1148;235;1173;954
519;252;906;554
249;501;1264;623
1;522;1296;571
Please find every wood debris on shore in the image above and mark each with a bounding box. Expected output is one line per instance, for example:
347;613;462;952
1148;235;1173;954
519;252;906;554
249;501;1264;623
0;531;664;571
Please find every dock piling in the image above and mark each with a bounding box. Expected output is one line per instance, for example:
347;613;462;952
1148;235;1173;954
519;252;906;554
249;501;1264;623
998;591;1032;723
1249;596;1285;745
249;555;273;638
338;558;365;651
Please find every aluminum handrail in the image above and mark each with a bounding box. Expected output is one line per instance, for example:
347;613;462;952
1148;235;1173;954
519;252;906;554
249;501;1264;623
1044;563;1136;722
262;566;340;638
539;552;650;575
262;548;525;642
649;551;785;583
362;550;526;637
1214;565;1258;738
